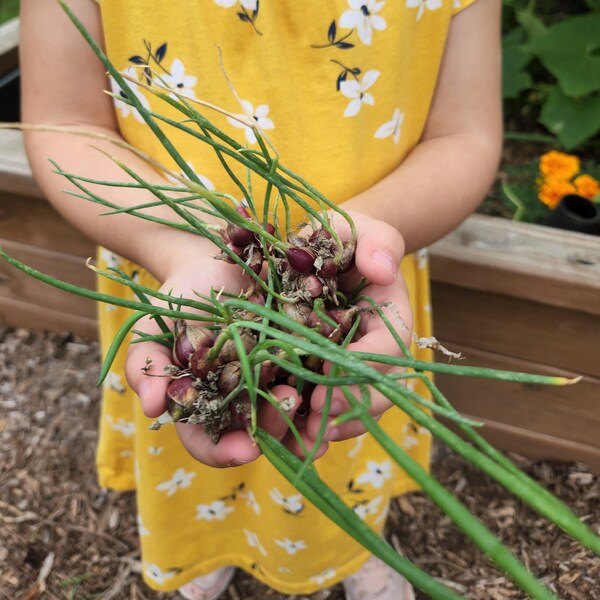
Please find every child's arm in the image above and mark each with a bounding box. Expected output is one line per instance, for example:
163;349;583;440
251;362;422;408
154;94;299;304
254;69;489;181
20;1;303;467
304;0;502;444
342;0;503;253
20;0;217;282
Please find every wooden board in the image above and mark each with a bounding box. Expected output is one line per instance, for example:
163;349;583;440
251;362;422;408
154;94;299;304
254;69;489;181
0;130;43;198
442;417;600;474
0;18;19;75
0;190;96;256
0;239;96;319
430;214;600;317
431;282;600;378
432;342;600;450
0;295;97;339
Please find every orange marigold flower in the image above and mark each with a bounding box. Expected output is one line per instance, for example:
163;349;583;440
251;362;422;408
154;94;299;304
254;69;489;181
538;179;577;209
539;151;580;181
574;174;600;200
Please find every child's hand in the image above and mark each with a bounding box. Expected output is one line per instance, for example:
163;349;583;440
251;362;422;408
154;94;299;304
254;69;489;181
124;246;303;468
296;211;412;449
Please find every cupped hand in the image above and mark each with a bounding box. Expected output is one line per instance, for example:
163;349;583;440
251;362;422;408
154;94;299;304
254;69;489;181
298;211;413;448
124;243;305;468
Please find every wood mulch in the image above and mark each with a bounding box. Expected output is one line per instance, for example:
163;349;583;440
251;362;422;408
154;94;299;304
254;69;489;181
1;327;598;600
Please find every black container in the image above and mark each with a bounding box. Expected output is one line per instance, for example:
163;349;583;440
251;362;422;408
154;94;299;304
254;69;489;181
0;67;20;122
548;194;600;235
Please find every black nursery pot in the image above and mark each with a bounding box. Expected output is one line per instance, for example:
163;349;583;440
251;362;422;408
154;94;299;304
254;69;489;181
548;194;600;235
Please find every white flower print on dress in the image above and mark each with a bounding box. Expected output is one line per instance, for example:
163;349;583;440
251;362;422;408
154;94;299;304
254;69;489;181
309;568;337;585
269;488;304;514
148;446;163;456
166;161;215;191
157;58;197;100
144;563;176;585
375;108;405;144
417;247;429;270
104;372;126;394
107;416;135;436
339;0;386;46
196;500;234;521
406;0;443;21
402;423;431;449
242;490;261;515
156;468;196;496
214;0;257;8
100;249;122;269
356;460;393;489
137;514;150;537
353;495;383;520
275;538;307;555
340;70;380;117
227;100;275;145
348;432;366;458
243;529;268;556
110;68;150;122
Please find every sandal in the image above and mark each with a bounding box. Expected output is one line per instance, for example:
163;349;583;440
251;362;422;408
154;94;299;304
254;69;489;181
343;555;415;600
178;566;235;600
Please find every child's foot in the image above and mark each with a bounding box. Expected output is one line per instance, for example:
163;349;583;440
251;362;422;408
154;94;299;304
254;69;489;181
342;555;415;600
178;566;235;600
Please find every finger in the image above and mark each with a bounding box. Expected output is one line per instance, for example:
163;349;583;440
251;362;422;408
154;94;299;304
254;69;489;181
307;383;392;442
176;423;262;468
124;316;174;418
353;218;405;286
283;431;329;460
257;385;302;441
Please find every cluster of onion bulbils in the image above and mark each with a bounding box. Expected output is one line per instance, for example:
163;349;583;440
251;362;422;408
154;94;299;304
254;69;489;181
163;206;359;442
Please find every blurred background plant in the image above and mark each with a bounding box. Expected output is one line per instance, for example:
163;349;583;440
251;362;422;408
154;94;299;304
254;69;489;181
502;0;600;150
482;0;600;224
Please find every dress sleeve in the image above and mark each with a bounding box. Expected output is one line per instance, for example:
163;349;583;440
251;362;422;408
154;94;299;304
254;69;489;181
452;0;480;16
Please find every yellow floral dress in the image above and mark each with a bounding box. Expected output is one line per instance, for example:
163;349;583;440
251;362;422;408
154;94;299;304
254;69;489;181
95;0;477;593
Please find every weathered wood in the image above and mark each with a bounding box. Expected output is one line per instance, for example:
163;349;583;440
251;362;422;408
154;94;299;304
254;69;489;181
431;281;600;378
429;214;600;317
0;295;97;339
0;190;96;256
0;131;43;198
442;417;600;474
0;239;96;318
0;18;19;75
433;342;600;450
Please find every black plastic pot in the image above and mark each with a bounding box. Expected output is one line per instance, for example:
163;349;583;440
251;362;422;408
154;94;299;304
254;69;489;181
548;194;600;235
0;67;20;122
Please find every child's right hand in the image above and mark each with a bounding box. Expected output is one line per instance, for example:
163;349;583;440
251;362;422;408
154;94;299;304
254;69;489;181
124;243;313;468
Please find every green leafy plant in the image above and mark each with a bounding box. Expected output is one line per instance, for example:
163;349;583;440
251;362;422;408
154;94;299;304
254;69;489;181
2;3;599;598
502;0;600;149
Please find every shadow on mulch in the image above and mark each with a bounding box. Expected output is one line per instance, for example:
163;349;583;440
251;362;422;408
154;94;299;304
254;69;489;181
1;328;598;599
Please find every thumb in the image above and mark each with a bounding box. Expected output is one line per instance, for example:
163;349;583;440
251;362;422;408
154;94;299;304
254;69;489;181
354;218;405;286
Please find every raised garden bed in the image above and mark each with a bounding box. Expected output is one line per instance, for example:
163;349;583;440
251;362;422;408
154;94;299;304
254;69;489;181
1;130;599;471
1;14;599;470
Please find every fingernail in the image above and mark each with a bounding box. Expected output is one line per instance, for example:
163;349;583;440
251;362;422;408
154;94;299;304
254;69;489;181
319;400;344;415
372;250;398;279
228;458;253;467
325;427;340;442
138;378;151;401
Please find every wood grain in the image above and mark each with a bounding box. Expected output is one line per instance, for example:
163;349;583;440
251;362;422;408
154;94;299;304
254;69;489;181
430;214;600;316
431;281;600;378
433;343;600;450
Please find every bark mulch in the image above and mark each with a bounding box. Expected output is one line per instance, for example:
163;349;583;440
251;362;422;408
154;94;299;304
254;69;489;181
1;327;598;600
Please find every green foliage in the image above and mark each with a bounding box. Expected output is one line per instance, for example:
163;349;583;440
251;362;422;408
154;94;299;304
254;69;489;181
502;0;600;150
0;0;19;25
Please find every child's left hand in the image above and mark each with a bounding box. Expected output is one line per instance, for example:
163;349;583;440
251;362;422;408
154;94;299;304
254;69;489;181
289;211;412;451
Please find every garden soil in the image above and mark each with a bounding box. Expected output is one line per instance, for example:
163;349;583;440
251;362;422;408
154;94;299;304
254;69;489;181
1;327;598;600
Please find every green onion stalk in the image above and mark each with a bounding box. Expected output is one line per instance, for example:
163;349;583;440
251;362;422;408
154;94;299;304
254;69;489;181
0;2;598;598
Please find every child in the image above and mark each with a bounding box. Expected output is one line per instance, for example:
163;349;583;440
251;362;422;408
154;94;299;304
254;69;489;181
20;0;502;598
